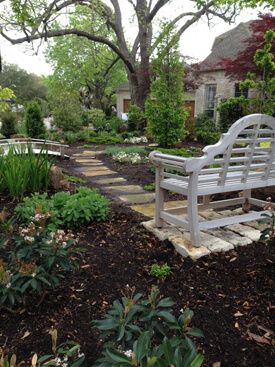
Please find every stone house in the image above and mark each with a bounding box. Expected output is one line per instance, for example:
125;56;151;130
195;21;254;123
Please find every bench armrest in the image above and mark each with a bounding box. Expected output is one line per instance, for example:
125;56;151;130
149;150;189;170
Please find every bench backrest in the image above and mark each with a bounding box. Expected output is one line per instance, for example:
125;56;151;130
186;114;275;187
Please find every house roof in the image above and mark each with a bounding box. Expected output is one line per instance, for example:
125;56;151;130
200;21;253;72
115;82;130;92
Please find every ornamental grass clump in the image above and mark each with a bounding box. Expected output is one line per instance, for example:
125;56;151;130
92;286;204;367
0;210;81;308
0;145;52;200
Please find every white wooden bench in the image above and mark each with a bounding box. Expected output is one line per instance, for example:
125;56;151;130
149;114;275;247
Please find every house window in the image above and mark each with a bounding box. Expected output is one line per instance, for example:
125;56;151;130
204;84;216;118
235;83;248;98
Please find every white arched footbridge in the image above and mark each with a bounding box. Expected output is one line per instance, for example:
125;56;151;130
0;138;69;159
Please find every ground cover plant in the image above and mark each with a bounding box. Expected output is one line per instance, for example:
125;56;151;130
93;286;203;367
0;146;52;200
0;211;80;308
15;187;110;228
105;146;148;164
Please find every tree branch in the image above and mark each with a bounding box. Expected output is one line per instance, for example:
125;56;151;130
147;0;170;22
0;28;135;73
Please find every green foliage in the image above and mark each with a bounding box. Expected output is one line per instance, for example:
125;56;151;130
105;146;147;156
218;96;247;132
93;286;204;367
0;85;15;112
128;105;147;133
156;147;200;157
195;113;220;145
150;263;171;279
25;100;46;138
0;213;80;308
51;92;83;132
15;187;110;228
0;146;52;200
63;130;90;144
144;183;155;191
85;108;106;129
64;175;86;184
107;116;124;133
146;26;188;148
89;132;123;144
0;63;47;104
240;29;275;115
0;111;17;137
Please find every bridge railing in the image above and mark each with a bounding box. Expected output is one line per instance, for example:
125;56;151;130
0;138;69;158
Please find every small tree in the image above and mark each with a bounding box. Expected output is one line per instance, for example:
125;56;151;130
240;29;275;115
25;100;46;138
0;112;17;137
146;26;188;148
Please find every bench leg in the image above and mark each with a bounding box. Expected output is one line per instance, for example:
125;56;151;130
188;176;201;247
242;189;251;213
155;167;164;228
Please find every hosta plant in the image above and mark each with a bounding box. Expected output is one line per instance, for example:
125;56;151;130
92;286;204;367
0;211;81;308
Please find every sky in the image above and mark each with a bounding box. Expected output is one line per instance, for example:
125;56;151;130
0;2;269;76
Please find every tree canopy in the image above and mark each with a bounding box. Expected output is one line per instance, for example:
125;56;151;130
0;0;274;108
0;63;47;103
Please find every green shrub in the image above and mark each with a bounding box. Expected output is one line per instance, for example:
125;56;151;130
52;94;83;132
89;132;123;144
0;212;80;308
25;100;46;138
93;286;204;367
195;113;220;145
64;175;86;184
86;107;106;129
128;105;147;132
107;116;124;133
15;187;109;228
156;147;200;157
0;111;17;138
144;182;155;191
218;96;247;132
150;263;171;279
0;146;52;199
146;27;188;147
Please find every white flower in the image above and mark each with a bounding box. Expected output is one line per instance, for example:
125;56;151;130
180;308;184;313
24;236;35;243
6;282;11;289
32;273;36;278
78;352;85;358
124;350;132;358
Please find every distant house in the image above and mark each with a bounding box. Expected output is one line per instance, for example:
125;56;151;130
115;83;195;123
195;21;255;123
115;83;131;119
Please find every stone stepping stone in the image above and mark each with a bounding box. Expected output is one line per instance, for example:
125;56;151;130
105;185;144;193
75;159;98;163
131;200;187;218
82;166;109;172
119;193;155;204
225;223;261;242
83;169;117;177
95;177;127;185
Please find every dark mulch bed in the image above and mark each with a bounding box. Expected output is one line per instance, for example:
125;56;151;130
0;144;274;366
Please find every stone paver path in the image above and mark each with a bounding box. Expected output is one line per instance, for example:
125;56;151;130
71;149;263;260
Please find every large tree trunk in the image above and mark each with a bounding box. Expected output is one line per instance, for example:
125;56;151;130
128;66;151;110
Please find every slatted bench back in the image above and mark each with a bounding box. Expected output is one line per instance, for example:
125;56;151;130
186;114;275;188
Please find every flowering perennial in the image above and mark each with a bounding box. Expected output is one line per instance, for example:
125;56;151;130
124;136;148;144
112;152;148;164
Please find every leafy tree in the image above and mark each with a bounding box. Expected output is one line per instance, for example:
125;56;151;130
0;111;17;137
0;63;47;104
146;27;188;148
0;85;15;112
240;29;275;115
45;6;127;115
219;13;275;79
2;0;272;109
25;100;46;138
